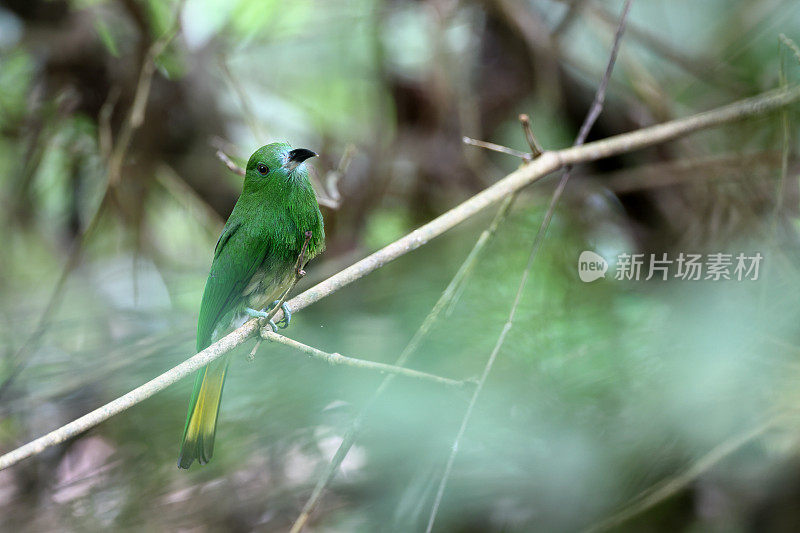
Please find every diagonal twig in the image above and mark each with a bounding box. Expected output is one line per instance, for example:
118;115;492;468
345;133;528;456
319;144;354;209
216;149;246;176
463;136;532;160
519;113;544;157
260;329;470;389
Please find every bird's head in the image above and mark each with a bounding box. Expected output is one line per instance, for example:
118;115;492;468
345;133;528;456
243;142;317;195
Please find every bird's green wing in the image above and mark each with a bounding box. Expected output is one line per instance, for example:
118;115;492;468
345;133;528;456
195;220;271;351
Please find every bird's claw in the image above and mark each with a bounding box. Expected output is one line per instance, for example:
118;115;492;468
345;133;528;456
245;307;281;332
268;300;292;329
245;307;269;319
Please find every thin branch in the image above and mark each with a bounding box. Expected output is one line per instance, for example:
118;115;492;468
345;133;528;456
462;136;531;160
519;113;544;157
288;192;519;533
2;84;800;471
319;144;354;209
260;329;469;388
576;0;632;146
316;195;340;210
426;2;633;529
584;414;786;533
216;149;246;176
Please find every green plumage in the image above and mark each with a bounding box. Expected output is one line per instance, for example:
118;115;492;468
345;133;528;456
178;142;325;469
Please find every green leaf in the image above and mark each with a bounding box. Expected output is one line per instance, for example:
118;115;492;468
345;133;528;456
94;18;119;58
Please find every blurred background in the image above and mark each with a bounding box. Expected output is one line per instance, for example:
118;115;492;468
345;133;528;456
2;0;800;531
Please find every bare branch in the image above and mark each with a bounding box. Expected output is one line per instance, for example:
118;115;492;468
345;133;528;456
316;195;340;209
462;136;531;160
216;149;246;176
518;114;544;157
260;329;469;388
317;144;354;209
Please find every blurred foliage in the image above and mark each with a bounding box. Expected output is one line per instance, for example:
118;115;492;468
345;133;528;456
2;0;800;531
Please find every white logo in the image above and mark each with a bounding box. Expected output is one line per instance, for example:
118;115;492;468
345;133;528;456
578;251;608;282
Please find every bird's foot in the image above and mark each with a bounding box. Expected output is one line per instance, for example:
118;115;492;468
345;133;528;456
245;307;279;332
268;300;292;329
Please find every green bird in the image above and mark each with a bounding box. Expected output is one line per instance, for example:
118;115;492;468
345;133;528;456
178;142;325;469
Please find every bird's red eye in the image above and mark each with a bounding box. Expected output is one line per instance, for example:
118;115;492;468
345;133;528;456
257;163;269;175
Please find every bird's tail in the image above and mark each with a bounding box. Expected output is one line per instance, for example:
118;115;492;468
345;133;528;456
178;356;229;469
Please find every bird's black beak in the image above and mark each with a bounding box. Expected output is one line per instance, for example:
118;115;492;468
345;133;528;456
288;148;317;165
